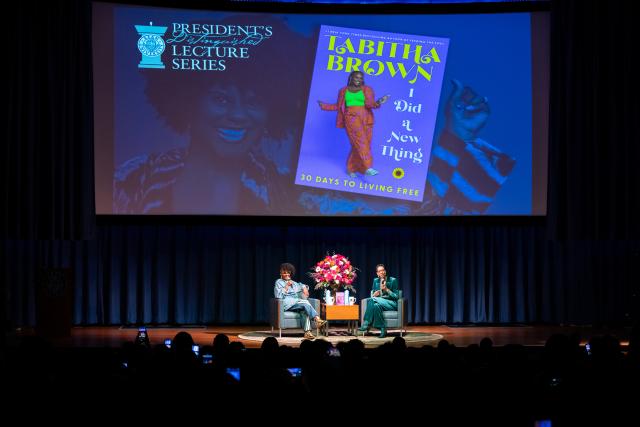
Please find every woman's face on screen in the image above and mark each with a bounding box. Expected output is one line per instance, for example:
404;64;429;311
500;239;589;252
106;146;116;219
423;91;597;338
191;83;268;158
349;72;364;87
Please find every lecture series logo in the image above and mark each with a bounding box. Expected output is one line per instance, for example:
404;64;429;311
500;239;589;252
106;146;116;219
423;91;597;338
135;22;168;69
134;20;273;72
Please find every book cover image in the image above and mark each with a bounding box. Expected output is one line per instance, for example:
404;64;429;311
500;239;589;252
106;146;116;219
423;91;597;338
295;25;449;203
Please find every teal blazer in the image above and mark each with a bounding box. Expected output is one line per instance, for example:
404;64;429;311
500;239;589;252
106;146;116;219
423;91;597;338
370;276;399;310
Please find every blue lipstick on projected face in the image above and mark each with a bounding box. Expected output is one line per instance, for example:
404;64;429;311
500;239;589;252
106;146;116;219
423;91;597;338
190;85;268;156
217;128;247;142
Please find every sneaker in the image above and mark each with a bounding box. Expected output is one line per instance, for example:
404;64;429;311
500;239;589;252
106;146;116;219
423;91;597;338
365;168;379;176
357;322;370;332
303;331;315;340
315;318;327;327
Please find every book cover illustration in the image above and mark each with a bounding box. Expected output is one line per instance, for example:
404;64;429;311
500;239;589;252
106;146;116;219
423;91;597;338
295;25;449;202
335;291;345;305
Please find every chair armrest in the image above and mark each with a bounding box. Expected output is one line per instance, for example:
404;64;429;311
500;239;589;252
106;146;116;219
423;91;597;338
398;298;407;327
271;298;320;327
307;298;320;313
360;297;407;326
270;298;284;327
360;298;372;324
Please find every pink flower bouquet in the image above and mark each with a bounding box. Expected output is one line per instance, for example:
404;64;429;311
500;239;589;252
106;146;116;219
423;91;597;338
309;253;357;293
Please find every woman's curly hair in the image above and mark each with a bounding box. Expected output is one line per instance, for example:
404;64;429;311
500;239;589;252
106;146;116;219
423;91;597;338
279;263;296;276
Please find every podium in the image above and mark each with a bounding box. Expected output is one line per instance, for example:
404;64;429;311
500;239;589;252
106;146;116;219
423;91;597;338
36;268;73;338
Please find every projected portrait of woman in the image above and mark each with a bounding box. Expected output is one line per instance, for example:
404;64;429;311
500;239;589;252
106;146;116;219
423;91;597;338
113;16;311;214
318;71;389;178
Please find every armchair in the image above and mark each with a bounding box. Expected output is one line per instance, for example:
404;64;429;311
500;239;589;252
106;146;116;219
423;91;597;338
270;297;321;338
359;290;407;337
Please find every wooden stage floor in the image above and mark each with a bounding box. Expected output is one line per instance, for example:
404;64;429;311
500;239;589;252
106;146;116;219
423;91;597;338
14;324;631;349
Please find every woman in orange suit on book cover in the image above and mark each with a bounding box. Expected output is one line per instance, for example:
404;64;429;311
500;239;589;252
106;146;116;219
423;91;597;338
318;71;389;178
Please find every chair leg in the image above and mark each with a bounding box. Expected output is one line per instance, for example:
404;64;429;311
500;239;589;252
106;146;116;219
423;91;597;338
279;328;282;338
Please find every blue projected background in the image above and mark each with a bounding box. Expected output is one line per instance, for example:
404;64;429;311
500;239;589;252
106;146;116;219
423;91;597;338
93;2;549;216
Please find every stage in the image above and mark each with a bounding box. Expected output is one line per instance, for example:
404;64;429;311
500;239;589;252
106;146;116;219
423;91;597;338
11;324;631;349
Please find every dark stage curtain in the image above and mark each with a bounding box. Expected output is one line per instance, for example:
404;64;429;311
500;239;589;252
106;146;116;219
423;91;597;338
3;0;95;240
547;0;639;240
3;226;637;325
3;0;639;328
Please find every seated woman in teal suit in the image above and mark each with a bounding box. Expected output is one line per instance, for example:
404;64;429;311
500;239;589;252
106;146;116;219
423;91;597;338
274;263;327;339
359;264;398;338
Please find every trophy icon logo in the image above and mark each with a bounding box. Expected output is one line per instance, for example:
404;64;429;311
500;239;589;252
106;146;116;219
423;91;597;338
135;22;168;69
